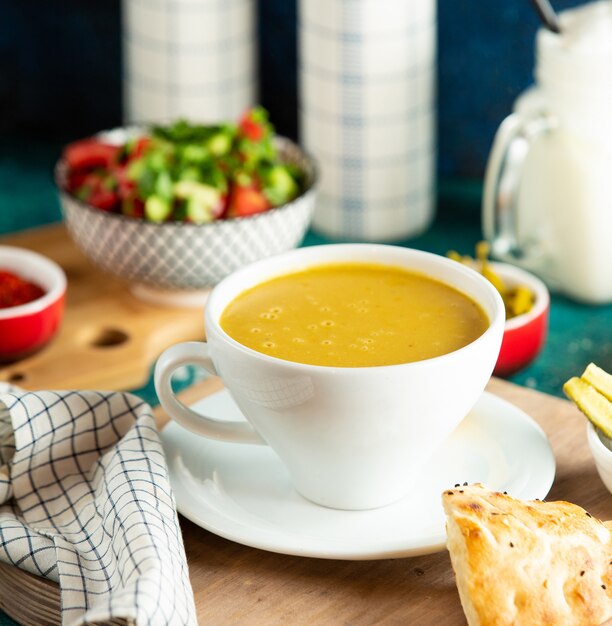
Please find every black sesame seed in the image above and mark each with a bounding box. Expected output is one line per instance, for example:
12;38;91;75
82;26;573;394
509;542;514;548
446;491;454;495
586;512;592;518
454;484;460;488
603;584;607;590
580;571;585;576
459;490;464;493
463;482;468;486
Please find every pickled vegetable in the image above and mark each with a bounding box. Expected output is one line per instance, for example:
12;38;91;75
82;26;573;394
447;242;535;320
564;370;612;438
582;363;612;402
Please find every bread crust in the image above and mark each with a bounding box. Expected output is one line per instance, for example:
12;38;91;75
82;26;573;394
443;484;612;626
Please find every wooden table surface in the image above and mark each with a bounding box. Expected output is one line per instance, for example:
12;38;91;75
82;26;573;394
156;375;612;625
0;225;204;391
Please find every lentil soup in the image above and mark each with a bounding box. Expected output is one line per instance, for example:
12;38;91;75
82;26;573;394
220;262;489;367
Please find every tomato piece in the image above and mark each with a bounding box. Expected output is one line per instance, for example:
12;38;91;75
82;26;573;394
114;164;136;199
71;168;119;212
238;110;264;142
122;196;145;218
129;137;152;160
65;170;89;193
118;179;136;200
227;184;271;218
71;172;101;200
87;189;119;211
215;193;229;219
64;140;120;171
131;198;145;218
81;172;106;189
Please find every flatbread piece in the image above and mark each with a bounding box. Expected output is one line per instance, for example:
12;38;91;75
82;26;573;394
443;484;612;626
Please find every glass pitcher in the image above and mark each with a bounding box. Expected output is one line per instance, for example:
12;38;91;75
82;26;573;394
483;1;612;303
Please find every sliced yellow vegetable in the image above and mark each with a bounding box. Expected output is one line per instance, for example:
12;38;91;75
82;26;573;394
581;363;612;403
482;265;506;296
504;286;534;318
563;376;612;438
447;241;533;319
475;240;490;264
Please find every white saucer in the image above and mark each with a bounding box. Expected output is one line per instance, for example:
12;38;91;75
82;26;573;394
161;390;555;560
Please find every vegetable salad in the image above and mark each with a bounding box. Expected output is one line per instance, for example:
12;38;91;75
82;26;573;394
62;107;305;223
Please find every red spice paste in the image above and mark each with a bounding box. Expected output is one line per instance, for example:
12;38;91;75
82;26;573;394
0;270;46;308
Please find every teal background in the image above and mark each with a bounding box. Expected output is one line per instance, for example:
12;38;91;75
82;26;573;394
0;0;589;178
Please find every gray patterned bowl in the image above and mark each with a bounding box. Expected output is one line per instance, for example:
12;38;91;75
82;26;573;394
56;130;317;305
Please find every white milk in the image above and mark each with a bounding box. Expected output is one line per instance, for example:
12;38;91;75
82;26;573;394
483;1;612;303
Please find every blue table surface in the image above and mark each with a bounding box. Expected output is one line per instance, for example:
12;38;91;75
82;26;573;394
1;138;611;624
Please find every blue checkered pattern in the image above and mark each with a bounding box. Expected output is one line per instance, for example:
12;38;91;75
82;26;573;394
123;0;255;123
298;0;436;241
0;385;196;625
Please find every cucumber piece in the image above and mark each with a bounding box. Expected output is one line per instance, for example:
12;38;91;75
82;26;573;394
182;144;209;163
186;196;213;224
155;170;174;201
179;166;202;182
137;167;156;198
207;132;232;157
235;171;253;187
145;195;172;222
127;158;145;181
173;180;221;223
148;150;169;172
582;363;612;402
264;165;299;205
564;376;612;438
174;180;220;204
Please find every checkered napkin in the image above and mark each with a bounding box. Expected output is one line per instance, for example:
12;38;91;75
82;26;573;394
0;384;197;626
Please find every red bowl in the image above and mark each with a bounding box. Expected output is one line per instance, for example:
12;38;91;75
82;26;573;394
492;262;549;378
0;246;66;362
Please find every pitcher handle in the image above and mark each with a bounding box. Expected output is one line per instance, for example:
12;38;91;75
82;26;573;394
482;111;556;262
155;342;265;444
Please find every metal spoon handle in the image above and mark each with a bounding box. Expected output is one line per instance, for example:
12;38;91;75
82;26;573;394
529;0;561;33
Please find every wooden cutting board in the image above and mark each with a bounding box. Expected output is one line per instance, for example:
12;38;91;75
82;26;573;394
0;224;204;391
1;376;611;626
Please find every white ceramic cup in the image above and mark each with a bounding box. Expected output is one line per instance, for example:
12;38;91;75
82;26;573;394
155;244;505;510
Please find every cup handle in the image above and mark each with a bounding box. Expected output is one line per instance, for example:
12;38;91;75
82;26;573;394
482;111;556;262
154;342;265;444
